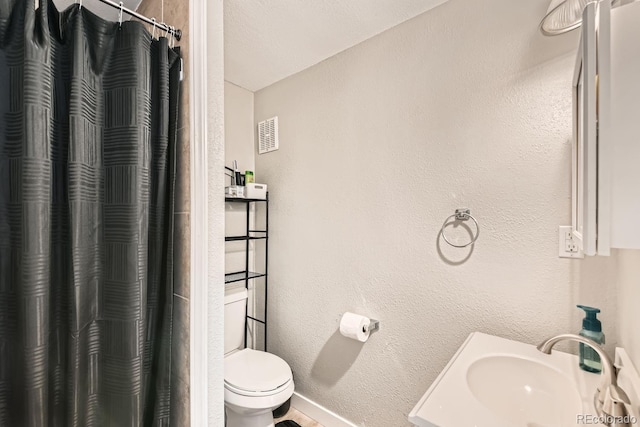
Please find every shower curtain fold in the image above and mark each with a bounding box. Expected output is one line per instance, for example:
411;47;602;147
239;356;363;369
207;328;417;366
0;1;180;425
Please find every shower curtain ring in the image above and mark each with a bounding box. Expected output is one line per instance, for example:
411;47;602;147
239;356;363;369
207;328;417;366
77;0;82;10
151;18;157;40
118;2;124;27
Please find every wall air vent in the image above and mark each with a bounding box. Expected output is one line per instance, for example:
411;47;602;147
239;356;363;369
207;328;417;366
258;116;279;154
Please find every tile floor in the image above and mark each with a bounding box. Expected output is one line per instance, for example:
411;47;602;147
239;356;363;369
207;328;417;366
274;407;324;427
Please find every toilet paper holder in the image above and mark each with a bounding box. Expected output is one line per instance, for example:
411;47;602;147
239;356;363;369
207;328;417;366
339;313;380;342
366;319;380;334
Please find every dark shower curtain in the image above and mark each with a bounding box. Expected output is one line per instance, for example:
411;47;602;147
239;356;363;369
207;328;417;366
0;0;180;425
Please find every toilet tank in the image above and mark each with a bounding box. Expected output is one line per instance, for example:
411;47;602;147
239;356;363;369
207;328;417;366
224;287;248;355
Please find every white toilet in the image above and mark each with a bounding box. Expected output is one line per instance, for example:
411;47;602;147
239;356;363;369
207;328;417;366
224;287;295;427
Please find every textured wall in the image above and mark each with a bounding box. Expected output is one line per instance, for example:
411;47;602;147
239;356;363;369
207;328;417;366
253;0;619;425
207;0;226;424
225;82;256;276
617;250;640;370
224;82;255;175
224;82;263;348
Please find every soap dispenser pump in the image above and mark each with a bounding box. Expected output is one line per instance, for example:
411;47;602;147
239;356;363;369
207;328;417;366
577;305;605;373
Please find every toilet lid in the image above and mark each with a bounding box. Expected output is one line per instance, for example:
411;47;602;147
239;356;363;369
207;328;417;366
225;349;292;393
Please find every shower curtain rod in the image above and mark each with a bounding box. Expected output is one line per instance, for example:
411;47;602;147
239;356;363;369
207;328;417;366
92;0;182;40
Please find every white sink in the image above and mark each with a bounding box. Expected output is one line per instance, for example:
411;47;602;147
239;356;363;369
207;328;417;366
409;332;603;427
466;355;583;426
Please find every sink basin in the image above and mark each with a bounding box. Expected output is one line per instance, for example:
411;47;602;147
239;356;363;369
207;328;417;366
466;355;583;426
408;332;602;427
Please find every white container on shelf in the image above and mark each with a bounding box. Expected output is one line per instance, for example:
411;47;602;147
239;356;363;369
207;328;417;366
225;185;245;198
245;183;267;199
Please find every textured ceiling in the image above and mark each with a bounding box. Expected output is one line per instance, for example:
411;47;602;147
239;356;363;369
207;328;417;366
224;0;451;92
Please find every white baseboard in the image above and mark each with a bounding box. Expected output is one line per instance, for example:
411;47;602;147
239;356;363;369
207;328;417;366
290;392;358;427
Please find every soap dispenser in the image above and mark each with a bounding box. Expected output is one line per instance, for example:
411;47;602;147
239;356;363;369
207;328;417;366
577;305;605;373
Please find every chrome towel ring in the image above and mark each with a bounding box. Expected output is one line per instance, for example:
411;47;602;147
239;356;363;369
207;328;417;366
441;208;480;248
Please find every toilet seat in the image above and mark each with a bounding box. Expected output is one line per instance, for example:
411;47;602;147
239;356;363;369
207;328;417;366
225;378;292;398
225;349;293;397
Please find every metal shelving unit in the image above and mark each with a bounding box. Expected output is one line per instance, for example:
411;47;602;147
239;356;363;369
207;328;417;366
224;193;269;350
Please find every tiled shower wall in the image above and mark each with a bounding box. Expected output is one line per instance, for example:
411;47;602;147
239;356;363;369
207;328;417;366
136;0;190;425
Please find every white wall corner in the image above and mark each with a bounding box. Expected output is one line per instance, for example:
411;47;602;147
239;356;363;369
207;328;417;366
190;0;210;424
190;0;226;425
205;0;226;424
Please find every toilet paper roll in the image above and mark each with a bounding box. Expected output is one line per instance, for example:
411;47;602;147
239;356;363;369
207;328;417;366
339;312;371;342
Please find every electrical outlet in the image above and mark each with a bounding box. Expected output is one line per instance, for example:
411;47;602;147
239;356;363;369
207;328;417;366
559;226;584;258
